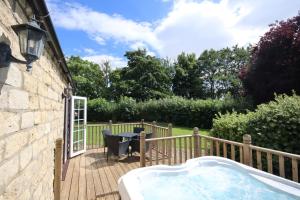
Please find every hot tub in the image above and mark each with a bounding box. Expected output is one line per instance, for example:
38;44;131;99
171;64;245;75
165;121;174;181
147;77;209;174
118;156;300;200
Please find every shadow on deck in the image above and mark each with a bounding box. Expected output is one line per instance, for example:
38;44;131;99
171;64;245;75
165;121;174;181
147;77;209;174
61;148;140;200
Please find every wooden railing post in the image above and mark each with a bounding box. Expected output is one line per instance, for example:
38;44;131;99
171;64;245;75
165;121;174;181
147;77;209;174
168;123;172;137
140;131;146;167
141;119;144;128
54;138;62;200
193;127;200;157
152;121;157;138
167;123;172;164
243;134;252;166
109;120;112;132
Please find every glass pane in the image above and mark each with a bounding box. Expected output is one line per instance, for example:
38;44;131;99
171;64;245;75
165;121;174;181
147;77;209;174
74;99;80;109
27;29;44;57
74;110;79;120
80;100;85;109
77;124;84;131
73;143;78;152
18;30;28;55
37;35;45;57
79;110;84;120
79;130;84;140
78;141;84;151
78;119;84;126
73;130;78;142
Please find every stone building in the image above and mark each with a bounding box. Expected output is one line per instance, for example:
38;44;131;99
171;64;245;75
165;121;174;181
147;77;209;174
0;0;73;199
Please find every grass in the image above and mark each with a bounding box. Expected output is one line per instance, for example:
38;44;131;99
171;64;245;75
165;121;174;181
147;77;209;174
172;126;210;136
85;123;210;148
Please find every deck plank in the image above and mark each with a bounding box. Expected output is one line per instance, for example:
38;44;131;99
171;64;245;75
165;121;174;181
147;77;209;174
61;155;75;200
90;149;105;199
68;156;80;200
85;150;96;200
78;154;87;200
96;150;114;200
61;148;142;200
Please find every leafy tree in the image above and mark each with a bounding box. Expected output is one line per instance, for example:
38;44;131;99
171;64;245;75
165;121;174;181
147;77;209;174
114;49;172;101
240;14;300;104
173;53;204;98
109;69;129;100
100;60;111;88
197;49;219;98
197;46;250;98
67;56;105;99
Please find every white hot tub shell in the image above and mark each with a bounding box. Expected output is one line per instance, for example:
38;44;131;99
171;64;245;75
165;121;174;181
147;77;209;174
118;156;300;200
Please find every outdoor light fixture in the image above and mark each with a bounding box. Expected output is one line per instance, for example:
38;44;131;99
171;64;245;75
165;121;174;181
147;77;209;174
0;16;47;71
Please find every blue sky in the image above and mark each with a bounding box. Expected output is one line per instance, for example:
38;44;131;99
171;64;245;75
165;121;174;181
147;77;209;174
46;0;300;69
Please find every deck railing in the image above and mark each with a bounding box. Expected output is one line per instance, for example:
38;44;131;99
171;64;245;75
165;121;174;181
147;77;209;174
86;120;171;150
140;128;300;183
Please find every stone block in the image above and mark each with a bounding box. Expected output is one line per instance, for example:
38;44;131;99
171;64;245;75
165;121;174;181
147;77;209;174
38;96;45;110
0;64;22;88
0;155;19;193
0;85;9;109
19;145;32;170
23;73;37;94
8;89;29;110
0;112;20;136
5;159;38;199
32;183;42;200
37;84;47;97
21;112;34;129
4;130;29;159
33;111;42;125
29;94;39;110
0;140;5;163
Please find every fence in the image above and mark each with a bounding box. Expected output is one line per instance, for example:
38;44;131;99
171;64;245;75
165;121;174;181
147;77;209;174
140;128;300;183
86;120;171;149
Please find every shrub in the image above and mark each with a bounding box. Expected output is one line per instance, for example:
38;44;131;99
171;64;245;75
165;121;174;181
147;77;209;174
211;94;300;154
114;96;137;122
88;95;252;129
87;98;116;122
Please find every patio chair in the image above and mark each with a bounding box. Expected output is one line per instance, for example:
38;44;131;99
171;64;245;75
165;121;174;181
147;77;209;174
102;129;112;154
106;135;130;161
130;132;153;156
133;127;145;135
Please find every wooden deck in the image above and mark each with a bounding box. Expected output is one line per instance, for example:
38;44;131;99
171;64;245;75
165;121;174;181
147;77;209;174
61;148;140;200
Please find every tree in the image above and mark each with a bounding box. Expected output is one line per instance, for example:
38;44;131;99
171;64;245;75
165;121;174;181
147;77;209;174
240;14;300;104
109;68;129;100
67;56;105;99
100;60;111;88
197;46;250;99
114;49;172;101
173;53;204;98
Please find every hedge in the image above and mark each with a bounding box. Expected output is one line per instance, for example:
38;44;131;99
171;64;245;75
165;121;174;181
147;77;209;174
88;95;252;129
211;94;300;154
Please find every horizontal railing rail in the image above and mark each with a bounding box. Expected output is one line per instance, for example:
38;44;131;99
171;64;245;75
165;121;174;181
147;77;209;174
86;120;172;150
250;145;299;182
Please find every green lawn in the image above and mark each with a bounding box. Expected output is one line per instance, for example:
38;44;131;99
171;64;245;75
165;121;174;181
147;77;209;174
172;126;210;136
86;123;210;148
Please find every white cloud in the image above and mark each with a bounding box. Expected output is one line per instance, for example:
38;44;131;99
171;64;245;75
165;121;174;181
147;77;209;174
83;55;127;69
47;0;300;59
47;0;161;51
154;0;300;57
83;48;97;55
93;36;106;45
129;41;156;56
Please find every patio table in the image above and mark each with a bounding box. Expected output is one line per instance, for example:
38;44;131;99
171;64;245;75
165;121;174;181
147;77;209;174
118;132;138;140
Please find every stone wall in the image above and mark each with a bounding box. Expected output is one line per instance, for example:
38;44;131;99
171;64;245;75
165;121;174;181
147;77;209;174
0;1;69;199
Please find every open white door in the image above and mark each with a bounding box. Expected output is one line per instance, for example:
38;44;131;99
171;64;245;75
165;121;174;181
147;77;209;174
70;96;87;157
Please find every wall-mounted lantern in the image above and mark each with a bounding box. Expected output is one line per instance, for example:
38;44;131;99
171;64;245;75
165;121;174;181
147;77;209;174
0;17;47;71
